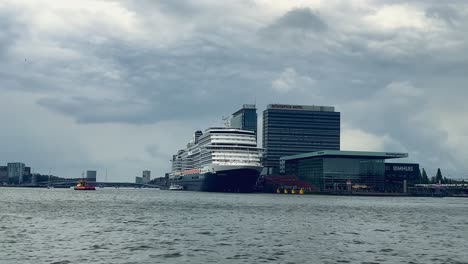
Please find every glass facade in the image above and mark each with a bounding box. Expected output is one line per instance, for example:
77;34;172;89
263;105;340;172
285;157;385;191
230;105;257;136
384;163;420;192
7;162;25;184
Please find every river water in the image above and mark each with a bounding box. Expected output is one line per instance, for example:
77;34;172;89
0;188;467;264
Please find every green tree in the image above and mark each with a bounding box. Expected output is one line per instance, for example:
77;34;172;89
435;168;443;183
421;168;429;184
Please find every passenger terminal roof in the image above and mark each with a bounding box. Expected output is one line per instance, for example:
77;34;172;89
281;150;408;161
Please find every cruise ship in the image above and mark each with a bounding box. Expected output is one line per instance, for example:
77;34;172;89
169;128;263;192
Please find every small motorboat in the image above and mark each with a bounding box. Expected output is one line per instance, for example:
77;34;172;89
169;184;184;191
74;179;96;191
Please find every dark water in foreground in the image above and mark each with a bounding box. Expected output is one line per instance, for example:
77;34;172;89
0;188;467;264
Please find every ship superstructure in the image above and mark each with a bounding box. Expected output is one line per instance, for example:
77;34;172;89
169;128;263;192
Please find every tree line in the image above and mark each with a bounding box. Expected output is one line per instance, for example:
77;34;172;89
419;168;465;184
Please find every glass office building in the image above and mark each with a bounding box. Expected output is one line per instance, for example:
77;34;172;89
263;104;340;173
7;162;25;184
280;150;409;192
230;104;257;136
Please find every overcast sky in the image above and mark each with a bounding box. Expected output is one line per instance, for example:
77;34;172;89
1;0;467;181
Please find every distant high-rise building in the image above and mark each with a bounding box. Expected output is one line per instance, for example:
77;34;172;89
7;162;25;184
86;170;97;183
230;104;257;136
142;170;151;184
262;104;340;173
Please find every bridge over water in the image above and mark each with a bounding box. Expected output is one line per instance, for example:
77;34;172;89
34;180;166;189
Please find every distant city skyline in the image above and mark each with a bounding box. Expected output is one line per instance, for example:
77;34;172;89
1;1;468;181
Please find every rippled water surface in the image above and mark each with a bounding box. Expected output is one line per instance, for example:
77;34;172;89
0;188;467;264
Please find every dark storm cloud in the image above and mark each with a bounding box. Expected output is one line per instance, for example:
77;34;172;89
259;7;328;45
268;8;327;32
6;1;467;126
31;34;282;124
35;43;270;124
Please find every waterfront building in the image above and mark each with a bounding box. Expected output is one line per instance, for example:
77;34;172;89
230;104;257;136
262;104;340;173
280;150;410;192
135;176;143;184
385;163;420;192
7;162;25;184
142;170;151;184
24;167;31;176
86;170;97;183
31;173;38;185
0;166;8;183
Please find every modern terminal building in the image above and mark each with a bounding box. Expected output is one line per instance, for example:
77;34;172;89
263;104;340;174
230;104;257;136
280;150;415;192
385;163;420;192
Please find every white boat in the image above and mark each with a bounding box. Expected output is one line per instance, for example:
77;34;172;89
169;184;184;190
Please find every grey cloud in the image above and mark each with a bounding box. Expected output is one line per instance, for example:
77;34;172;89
0;10;20;59
426;5;461;27
122;0;200;17
342;81;458;173
258;8;328;46
37;97;153;124
145;144;170;160
32;38;279;124
9;1;467;126
270;8;327;32
145;144;160;158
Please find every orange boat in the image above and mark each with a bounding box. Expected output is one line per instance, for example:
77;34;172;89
74;179;96;191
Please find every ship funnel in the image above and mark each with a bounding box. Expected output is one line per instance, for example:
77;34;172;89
194;130;203;144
